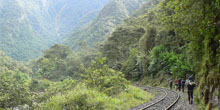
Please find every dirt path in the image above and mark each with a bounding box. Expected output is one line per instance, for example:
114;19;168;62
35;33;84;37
171;90;197;110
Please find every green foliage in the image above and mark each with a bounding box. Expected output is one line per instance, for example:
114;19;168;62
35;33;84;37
29;79;52;92
32;44;82;81
147;46;193;78
170;54;193;78
40;85;153;110
101;25;145;68
101;0;187;81
34;56;152;109
35;79;77;103
158;0;220;107
46;79;76;94
42;84;114;110
0;0;49;61
0;50;32;74
121;48;141;79
81;57;129;95
115;85;153;109
0;71;32;109
0;50;34;109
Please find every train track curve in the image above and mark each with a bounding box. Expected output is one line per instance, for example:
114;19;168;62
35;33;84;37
131;86;180;110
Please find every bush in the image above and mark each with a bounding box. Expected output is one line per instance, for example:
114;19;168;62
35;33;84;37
81;57;129;95
36;79;76;103
148;46;193;78
40;85;153;110
121;48;141;79
40;84;119;110
0;70;32;109
32;44;82;81
29;79;52;92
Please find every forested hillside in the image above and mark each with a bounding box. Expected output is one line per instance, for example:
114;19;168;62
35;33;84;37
101;0;220;109
0;0;219;110
64;0;147;50
0;0;108;61
0;0;48;60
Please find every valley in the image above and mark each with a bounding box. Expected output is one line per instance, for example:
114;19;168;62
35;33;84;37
0;0;219;110
0;0;108;60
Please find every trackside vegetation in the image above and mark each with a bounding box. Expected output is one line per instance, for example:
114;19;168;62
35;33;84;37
0;47;153;110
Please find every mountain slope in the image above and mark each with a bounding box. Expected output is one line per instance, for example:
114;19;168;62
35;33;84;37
100;0;189;80
47;0;109;39
64;0;147;50
100;0;163;67
0;0;108;61
0;0;48;60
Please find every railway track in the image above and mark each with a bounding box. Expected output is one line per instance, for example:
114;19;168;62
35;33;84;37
131;86;180;110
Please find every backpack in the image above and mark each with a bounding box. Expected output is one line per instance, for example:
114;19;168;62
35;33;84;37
174;80;178;84
185;79;189;85
169;80;173;84
182;80;185;84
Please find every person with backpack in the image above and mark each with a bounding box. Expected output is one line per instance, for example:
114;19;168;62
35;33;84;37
174;79;178;91
178;78;182;91
181;78;186;92
169;78;173;90
187;76;196;104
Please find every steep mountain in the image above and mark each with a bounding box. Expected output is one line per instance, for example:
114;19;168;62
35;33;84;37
0;0;108;61
46;0;109;39
100;0;161;67
102;0;220;109
0;0;48;60
64;0;147;50
100;0;190;81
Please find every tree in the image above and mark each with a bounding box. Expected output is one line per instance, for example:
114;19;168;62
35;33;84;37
81;57;128;95
159;0;220;109
33;44;82;81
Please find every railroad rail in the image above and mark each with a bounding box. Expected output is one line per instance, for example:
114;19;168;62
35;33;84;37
131;86;180;110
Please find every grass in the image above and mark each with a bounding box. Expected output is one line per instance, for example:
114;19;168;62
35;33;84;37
115;85;154;109
39;84;154;110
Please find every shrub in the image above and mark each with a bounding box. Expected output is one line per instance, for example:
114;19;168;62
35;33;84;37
36;78;76;102
0;71;32;109
40;84;120;110
40;85;153;110
81;57;129;95
29;79;52;92
148;45;193;78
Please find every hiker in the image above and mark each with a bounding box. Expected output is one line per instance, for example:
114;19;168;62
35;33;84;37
174;79;178;91
181;78;185;92
178;78;182;91
187;76;196;104
169;78;173;90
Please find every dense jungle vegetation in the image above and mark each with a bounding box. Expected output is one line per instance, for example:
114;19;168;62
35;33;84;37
0;0;219;110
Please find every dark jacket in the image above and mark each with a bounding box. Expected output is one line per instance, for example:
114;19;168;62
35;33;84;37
178;79;181;86
181;80;185;86
187;82;195;91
